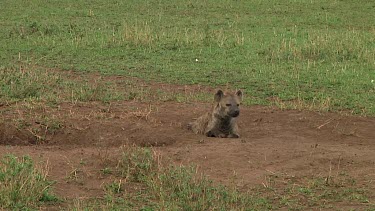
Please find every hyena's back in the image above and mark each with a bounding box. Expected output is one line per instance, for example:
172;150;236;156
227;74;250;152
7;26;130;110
188;112;211;135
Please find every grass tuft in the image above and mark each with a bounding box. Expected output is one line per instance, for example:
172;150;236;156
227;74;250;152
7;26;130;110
0;154;57;210
74;145;272;210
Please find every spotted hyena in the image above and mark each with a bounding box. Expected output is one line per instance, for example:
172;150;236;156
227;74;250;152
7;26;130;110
188;89;242;138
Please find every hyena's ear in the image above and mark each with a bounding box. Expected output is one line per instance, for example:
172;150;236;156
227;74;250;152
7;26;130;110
235;90;243;100
214;90;224;102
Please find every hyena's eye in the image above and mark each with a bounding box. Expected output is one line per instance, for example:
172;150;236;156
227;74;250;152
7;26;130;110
225;104;231;107
237;104;240;107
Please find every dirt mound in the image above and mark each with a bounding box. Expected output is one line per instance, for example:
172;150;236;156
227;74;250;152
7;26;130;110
0;123;37;145
37;102;186;147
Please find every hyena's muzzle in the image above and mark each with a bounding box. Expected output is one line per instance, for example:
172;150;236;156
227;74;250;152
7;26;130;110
228;107;240;117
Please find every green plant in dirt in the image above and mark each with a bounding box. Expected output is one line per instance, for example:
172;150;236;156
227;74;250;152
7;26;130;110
118;146;156;182
0;65;125;103
259;172;371;210
0;66;62;101
0;64;208;105
66;80;124;103
36;115;64;134
70;146;375;210
100;167;112;175
12;113;64;143
147;165;270;210
105;180;123;194
0;154;57;210
76;146;272;210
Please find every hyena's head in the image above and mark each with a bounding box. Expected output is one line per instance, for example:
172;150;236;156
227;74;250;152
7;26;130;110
214;90;243;118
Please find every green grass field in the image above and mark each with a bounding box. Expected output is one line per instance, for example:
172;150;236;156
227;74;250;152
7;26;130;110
1;0;375;210
1;0;374;114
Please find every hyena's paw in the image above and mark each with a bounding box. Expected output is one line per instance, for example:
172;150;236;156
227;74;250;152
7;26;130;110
205;131;216;137
228;134;240;138
206;131;227;138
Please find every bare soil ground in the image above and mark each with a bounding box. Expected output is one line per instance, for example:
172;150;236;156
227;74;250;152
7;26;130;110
1;92;375;209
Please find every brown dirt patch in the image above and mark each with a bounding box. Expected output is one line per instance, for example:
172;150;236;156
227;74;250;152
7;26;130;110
1;101;375;209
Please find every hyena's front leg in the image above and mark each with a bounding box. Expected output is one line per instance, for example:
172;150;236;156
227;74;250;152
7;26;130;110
228;121;240;138
204;118;227;137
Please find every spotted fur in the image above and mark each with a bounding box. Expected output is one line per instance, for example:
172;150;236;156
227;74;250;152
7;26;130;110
188;90;242;138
